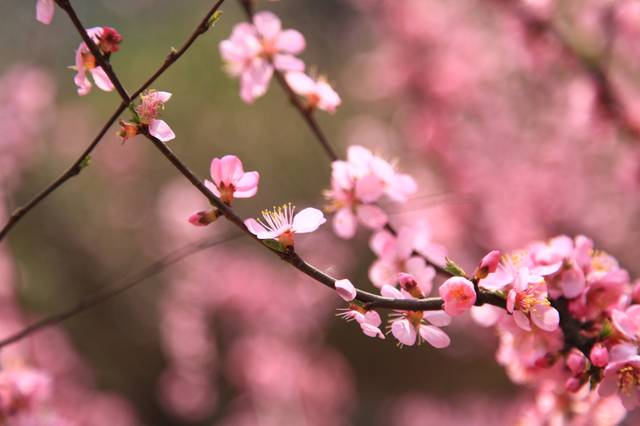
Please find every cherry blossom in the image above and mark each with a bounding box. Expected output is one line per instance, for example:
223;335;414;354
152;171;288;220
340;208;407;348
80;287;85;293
73;26;121;96
338;304;385;339
244;203;326;247
135;90;175;142
203;155;259;205
382;284;451;348
285;71;341;113
438;276;476;316
598;343;640;410
219;11;305;103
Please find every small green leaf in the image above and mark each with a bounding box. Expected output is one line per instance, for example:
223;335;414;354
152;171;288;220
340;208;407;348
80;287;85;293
599;319;612;339
208;11;224;28
262;239;285;253
79;155;92;169
444;257;467;277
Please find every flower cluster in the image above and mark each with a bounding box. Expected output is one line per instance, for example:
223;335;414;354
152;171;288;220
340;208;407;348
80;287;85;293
72;26;122;95
471;235;640;420
324;145;418;239
220;11;340;111
118;90;175;142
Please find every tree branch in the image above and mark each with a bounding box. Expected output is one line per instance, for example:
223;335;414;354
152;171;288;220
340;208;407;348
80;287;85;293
0;233;242;349
0;0;227;242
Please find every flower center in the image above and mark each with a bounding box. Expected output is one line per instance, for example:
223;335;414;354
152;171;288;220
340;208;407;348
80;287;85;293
406;311;423;327
618;365;640;396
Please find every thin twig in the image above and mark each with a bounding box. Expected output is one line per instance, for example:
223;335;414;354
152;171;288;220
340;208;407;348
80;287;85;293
237;0;450;276
0;0;227;242
0;233;242;349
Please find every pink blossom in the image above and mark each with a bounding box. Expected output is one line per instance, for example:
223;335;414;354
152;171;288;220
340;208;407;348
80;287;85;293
219;12;305;103
598;343;640;410
590;344;609;368
369;228;436;292
506;281;559;332
73;27;120;96
203;155;259;205
438;276;476;316
285;72;341;113
612;305;640;340
335;279;356;301
338;306;385;339
36;0;54;24
135;90;175;142
244;203;326;247
382;285;451;348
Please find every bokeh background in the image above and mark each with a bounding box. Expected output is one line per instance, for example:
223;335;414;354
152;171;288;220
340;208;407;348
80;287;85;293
2;0;640;424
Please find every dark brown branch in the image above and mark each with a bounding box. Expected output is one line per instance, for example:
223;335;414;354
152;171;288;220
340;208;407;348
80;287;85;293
0;233;242;349
144;131;505;312
56;0;130;102
237;0;451;276
0;0;227;242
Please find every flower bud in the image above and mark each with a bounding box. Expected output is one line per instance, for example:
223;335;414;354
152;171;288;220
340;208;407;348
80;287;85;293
590;343;609;368
188;209;220;226
566;349;588;375
474;250;500;280
335;279;356;302
565;377;582;393
118;121;139;142
98;27;123;54
439;276;476;316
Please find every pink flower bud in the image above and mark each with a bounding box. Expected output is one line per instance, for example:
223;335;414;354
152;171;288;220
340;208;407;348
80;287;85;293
565;377;583;393
98;27;123;54
438;276;476;316
566;349;588;375
590;344;609;368
188;209;219;226
474;250;500;279
335;279;357;302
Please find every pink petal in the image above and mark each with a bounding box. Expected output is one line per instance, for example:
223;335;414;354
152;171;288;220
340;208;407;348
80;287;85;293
253;11;282;40
36;0;55;24
364;311;382;327
219;155;244;185
333;207;357;239
530;304;559;331
149;119;176;142
423;311;452;327
597;374;618;397
90;67;114;92
405;256;435;295
355;204;387;230
155;91;172;103
391;319;416;346
369;260;397;288
355;174;385;203
369;229;395;258
335;279;357;302
506;289;516;313
360;323;385;339
273;54;305;72
204;179;221;198
275;29;306;54
513;310;532;331
244;218;279;240
559;266;585;299
419;325;450;349
239;59;273;103
380;284;403;299
481;264;514;290
386;173;418;202
470;305;504;327
233;171;260;198
285;71;315;95
395;228;415;260
291;207;326;234
210;157;223;187
316;80;341;113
